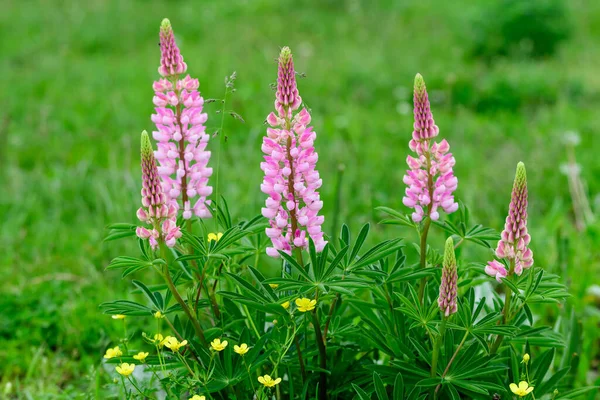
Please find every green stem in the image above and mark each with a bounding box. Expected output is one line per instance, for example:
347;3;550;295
311;311;328;400
491;261;515;354
431;317;447;377
213;85;229;229
160;243;207;345
434;330;469;399
417;217;432;304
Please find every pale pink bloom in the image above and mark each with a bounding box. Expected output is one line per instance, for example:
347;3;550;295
261;47;326;258
152;19;212;219
485;260;508;283
403;74;458;223
486;162;533;281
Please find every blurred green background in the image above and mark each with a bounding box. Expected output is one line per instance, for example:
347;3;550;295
1;0;599;397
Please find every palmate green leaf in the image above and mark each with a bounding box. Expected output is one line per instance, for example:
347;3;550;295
388;266;435;284
350;223;370;262
132;280;163;310
531;348;555;386
218;291;288;316
104;223;137;242
224;273;269;303
556;386;600;399
351;383;371;400
99;300;153;316
536;366;570;396
322;245;348;279
393;373;405;400
350;238;404;270
376;206;419;229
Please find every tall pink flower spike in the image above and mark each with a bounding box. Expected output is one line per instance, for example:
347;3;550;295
438;237;458;317
485;162;534;280
403;74;458;223
261;47;326;258
136;131;182;249
151;18;212;220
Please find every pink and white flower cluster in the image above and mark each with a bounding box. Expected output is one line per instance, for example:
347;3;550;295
260;47;326;258
486;162;534;282
403;74;458;223
151;19;212;220
136;131;182;249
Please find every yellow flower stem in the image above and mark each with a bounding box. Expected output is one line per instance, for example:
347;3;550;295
430;317;447;377
176;352;196;378
159;242;207;346
122;319;128;352
242;356;257;395
126;376;146;398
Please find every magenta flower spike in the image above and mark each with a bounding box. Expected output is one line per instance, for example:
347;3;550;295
136;131;182;249
261;47;326;258
151;18;212;220
485;162;533;279
403;74;458;223
438;237;458;317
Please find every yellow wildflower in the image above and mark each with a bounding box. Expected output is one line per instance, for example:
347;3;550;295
153;333;165;347
269;284;279;289
281;301;290;310
522;353;530;363
189;396;206;400
112;314;126;320
154;311;165;319
115;363;135;376
133;352;149;362
163;337;188;352
104;346;123;359
295;297;317;312
510;381;534;397
258;374;282;387
208;232;223;242
234;343;249;355
210;338;228;351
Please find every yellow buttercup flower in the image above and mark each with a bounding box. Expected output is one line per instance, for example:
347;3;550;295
510;381;534;397
210;338;228;351
104;346;123;359
281;301;290;310
154;311;164;319
133;352;149;362
234;343;249;355
115;363;135;376
269;284;279;289
208;232;223;242
295;297;317;312
189;396;206;400
163;337;188;352
112;314;126;320
258;374;282;387
522;353;530;363
153;333;165;347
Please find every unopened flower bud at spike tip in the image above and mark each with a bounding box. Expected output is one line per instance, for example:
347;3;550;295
141;130;153;157
515;161;527;188
414;73;426;95
438;236;458;317
444;237;456;269
161;18;171;32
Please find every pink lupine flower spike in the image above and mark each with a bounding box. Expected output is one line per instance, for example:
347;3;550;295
438;237;458;317
261;47;327;258
403;74;458;223
151;18;213;220
485;162;533;280
136;131;182;249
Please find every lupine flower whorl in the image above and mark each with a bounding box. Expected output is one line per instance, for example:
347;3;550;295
136;131;181;249
261;47;326;258
403;74;458;223
494;162;533;276
438;237;458;317
152;18;213;220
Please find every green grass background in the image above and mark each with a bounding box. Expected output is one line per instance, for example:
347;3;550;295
1;0;599;397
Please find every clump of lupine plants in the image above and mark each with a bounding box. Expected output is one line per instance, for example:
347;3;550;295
101;19;597;400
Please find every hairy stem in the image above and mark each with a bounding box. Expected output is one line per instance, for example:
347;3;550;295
430;317;447;377
417;217;432;303
491;260;515;354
